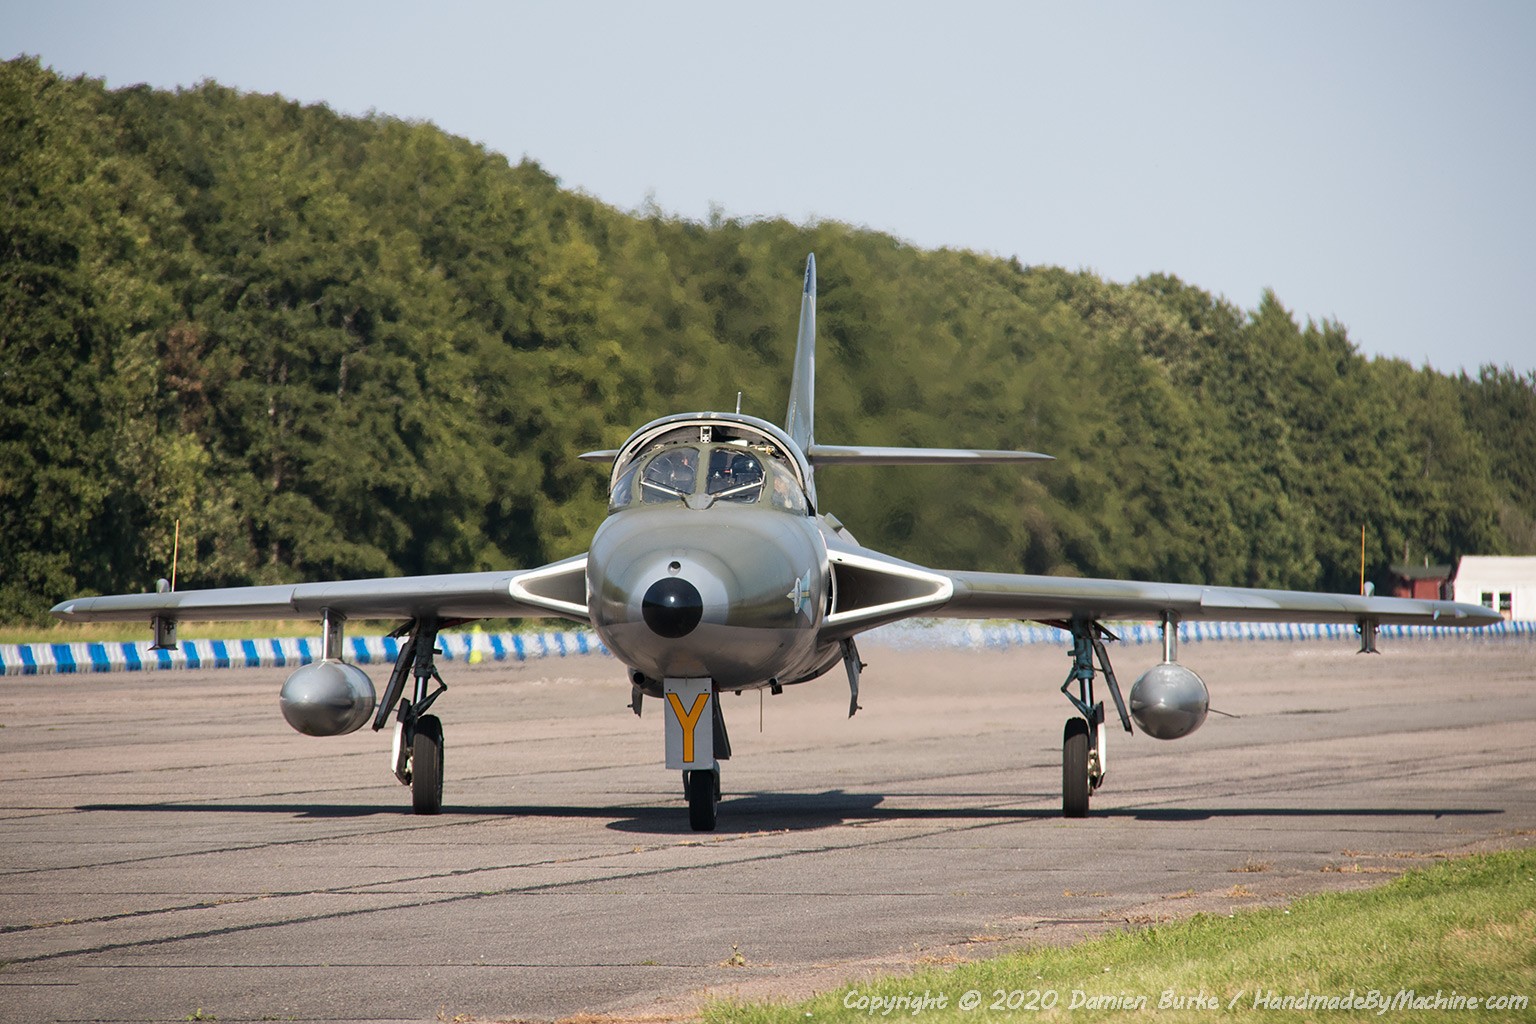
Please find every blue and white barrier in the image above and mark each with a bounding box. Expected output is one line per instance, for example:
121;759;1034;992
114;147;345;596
0;628;609;677
2;619;1530;677
865;618;1536;651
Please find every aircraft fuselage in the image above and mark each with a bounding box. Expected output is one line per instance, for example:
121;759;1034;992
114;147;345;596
588;505;832;689
584;411;842;692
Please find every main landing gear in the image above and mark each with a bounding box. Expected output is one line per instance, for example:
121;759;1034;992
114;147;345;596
375;616;452;815
1051;618;1132;818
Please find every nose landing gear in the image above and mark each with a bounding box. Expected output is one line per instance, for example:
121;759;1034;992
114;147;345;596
665;678;732;832
684;767;720;831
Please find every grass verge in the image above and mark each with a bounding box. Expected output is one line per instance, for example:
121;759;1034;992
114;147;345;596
703;847;1536;1022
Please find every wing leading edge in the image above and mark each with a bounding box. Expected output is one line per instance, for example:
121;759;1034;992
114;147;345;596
935;568;1500;628
50;556;590;624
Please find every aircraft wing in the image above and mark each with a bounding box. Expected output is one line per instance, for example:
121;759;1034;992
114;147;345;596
935;569;1499;628
814;539;1496;643
50;556;590;624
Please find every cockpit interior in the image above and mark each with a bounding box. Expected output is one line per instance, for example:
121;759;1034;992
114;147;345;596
609;442;808;514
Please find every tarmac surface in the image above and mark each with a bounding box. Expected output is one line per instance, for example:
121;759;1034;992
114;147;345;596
2;635;1533;1023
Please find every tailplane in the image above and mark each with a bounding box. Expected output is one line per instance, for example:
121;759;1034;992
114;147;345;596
784;253;1052;470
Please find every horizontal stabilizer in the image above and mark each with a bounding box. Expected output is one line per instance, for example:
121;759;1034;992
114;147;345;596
807;444;1054;466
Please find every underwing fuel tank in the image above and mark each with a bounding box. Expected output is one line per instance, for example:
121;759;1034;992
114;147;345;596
279;661;377;736
1128;662;1209;740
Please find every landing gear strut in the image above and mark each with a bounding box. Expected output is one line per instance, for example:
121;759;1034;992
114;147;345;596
375;617;450;815
1050;618;1132;818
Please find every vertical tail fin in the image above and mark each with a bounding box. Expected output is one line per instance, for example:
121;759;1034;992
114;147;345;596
785;253;816;451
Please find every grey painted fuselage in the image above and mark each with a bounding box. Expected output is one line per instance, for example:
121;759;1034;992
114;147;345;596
585;412;839;692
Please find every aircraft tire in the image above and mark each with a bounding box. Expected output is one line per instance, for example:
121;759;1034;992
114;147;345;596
1062;718;1090;818
685;768;718;832
412;715;444;815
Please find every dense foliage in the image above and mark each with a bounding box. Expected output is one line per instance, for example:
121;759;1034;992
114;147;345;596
3;58;1532;621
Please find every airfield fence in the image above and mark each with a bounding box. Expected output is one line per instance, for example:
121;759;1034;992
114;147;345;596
2;619;1531;676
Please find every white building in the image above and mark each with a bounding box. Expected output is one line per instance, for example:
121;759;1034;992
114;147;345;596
1453;556;1536;622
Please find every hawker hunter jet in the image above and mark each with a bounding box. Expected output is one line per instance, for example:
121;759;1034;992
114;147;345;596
53;255;1500;829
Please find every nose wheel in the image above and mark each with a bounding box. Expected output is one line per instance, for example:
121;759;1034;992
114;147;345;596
684;768;719;831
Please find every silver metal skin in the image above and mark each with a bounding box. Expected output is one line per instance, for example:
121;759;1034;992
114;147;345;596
279;661;377;736
321;608;344;660
1128;662;1210;740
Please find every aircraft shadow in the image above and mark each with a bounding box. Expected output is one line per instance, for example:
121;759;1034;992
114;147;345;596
1108;806;1500;822
77;802;415;819
75;795;1501;832
603;795;1501;834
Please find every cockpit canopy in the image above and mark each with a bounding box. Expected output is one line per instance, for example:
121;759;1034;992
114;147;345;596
609;442;808;515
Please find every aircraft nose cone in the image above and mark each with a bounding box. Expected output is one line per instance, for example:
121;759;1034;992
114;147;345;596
641;577;703;638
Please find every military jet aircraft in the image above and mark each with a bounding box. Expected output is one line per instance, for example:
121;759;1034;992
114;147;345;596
52;255;1500;830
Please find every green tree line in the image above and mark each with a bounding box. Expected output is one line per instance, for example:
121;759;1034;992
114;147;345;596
3;58;1532;622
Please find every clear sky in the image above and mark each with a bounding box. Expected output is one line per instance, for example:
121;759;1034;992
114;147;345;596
5;0;1532;373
